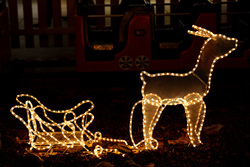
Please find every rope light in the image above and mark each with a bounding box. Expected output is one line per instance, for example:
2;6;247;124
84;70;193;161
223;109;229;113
10;25;238;156
10;94;127;157
130;25;238;150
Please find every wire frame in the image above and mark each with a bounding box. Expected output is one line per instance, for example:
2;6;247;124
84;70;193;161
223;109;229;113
10;94;127;157
130;25;238;150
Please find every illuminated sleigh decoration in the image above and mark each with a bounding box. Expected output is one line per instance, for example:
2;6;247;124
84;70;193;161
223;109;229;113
130;25;238;150
10;94;127;155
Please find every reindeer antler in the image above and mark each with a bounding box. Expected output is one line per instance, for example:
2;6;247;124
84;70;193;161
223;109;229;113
188;25;215;38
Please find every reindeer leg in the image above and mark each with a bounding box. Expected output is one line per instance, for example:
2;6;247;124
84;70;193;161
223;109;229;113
184;94;206;147
142;101;164;150
196;101;206;142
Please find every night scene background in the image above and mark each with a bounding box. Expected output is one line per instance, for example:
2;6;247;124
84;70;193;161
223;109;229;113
0;0;249;166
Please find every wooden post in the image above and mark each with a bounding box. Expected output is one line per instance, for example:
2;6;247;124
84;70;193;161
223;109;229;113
0;8;11;71
170;0;179;26
53;0;63;46
67;0;75;46
37;0;49;47
22;0;34;48
156;0;164;26
8;0;20;48
96;0;105;28
111;0;119;27
227;0;237;26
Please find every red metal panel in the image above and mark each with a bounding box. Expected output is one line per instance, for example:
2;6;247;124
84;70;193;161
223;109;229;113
76;14;153;72
115;14;152;71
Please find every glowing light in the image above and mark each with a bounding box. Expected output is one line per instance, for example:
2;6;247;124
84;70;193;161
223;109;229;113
10;94;128;156
130;25;238;150
10;25;238;156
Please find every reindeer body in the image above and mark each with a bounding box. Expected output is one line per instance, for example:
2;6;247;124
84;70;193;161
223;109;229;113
142;74;206;100
130;25;238;150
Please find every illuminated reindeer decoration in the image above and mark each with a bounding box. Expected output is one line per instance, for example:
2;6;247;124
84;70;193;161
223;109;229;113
130;25;238;150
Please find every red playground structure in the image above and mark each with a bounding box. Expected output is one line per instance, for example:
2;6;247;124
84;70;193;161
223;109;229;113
75;1;249;72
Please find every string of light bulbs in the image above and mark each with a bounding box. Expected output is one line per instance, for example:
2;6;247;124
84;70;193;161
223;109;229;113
10;25;238;156
130;25;238;150
10;94;128;157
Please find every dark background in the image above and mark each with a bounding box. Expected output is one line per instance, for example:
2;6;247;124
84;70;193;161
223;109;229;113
0;69;249;166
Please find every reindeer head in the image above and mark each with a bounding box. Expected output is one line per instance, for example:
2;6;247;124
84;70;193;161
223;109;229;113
188;25;238;59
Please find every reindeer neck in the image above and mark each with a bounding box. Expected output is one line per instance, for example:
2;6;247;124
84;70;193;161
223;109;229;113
192;39;217;91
